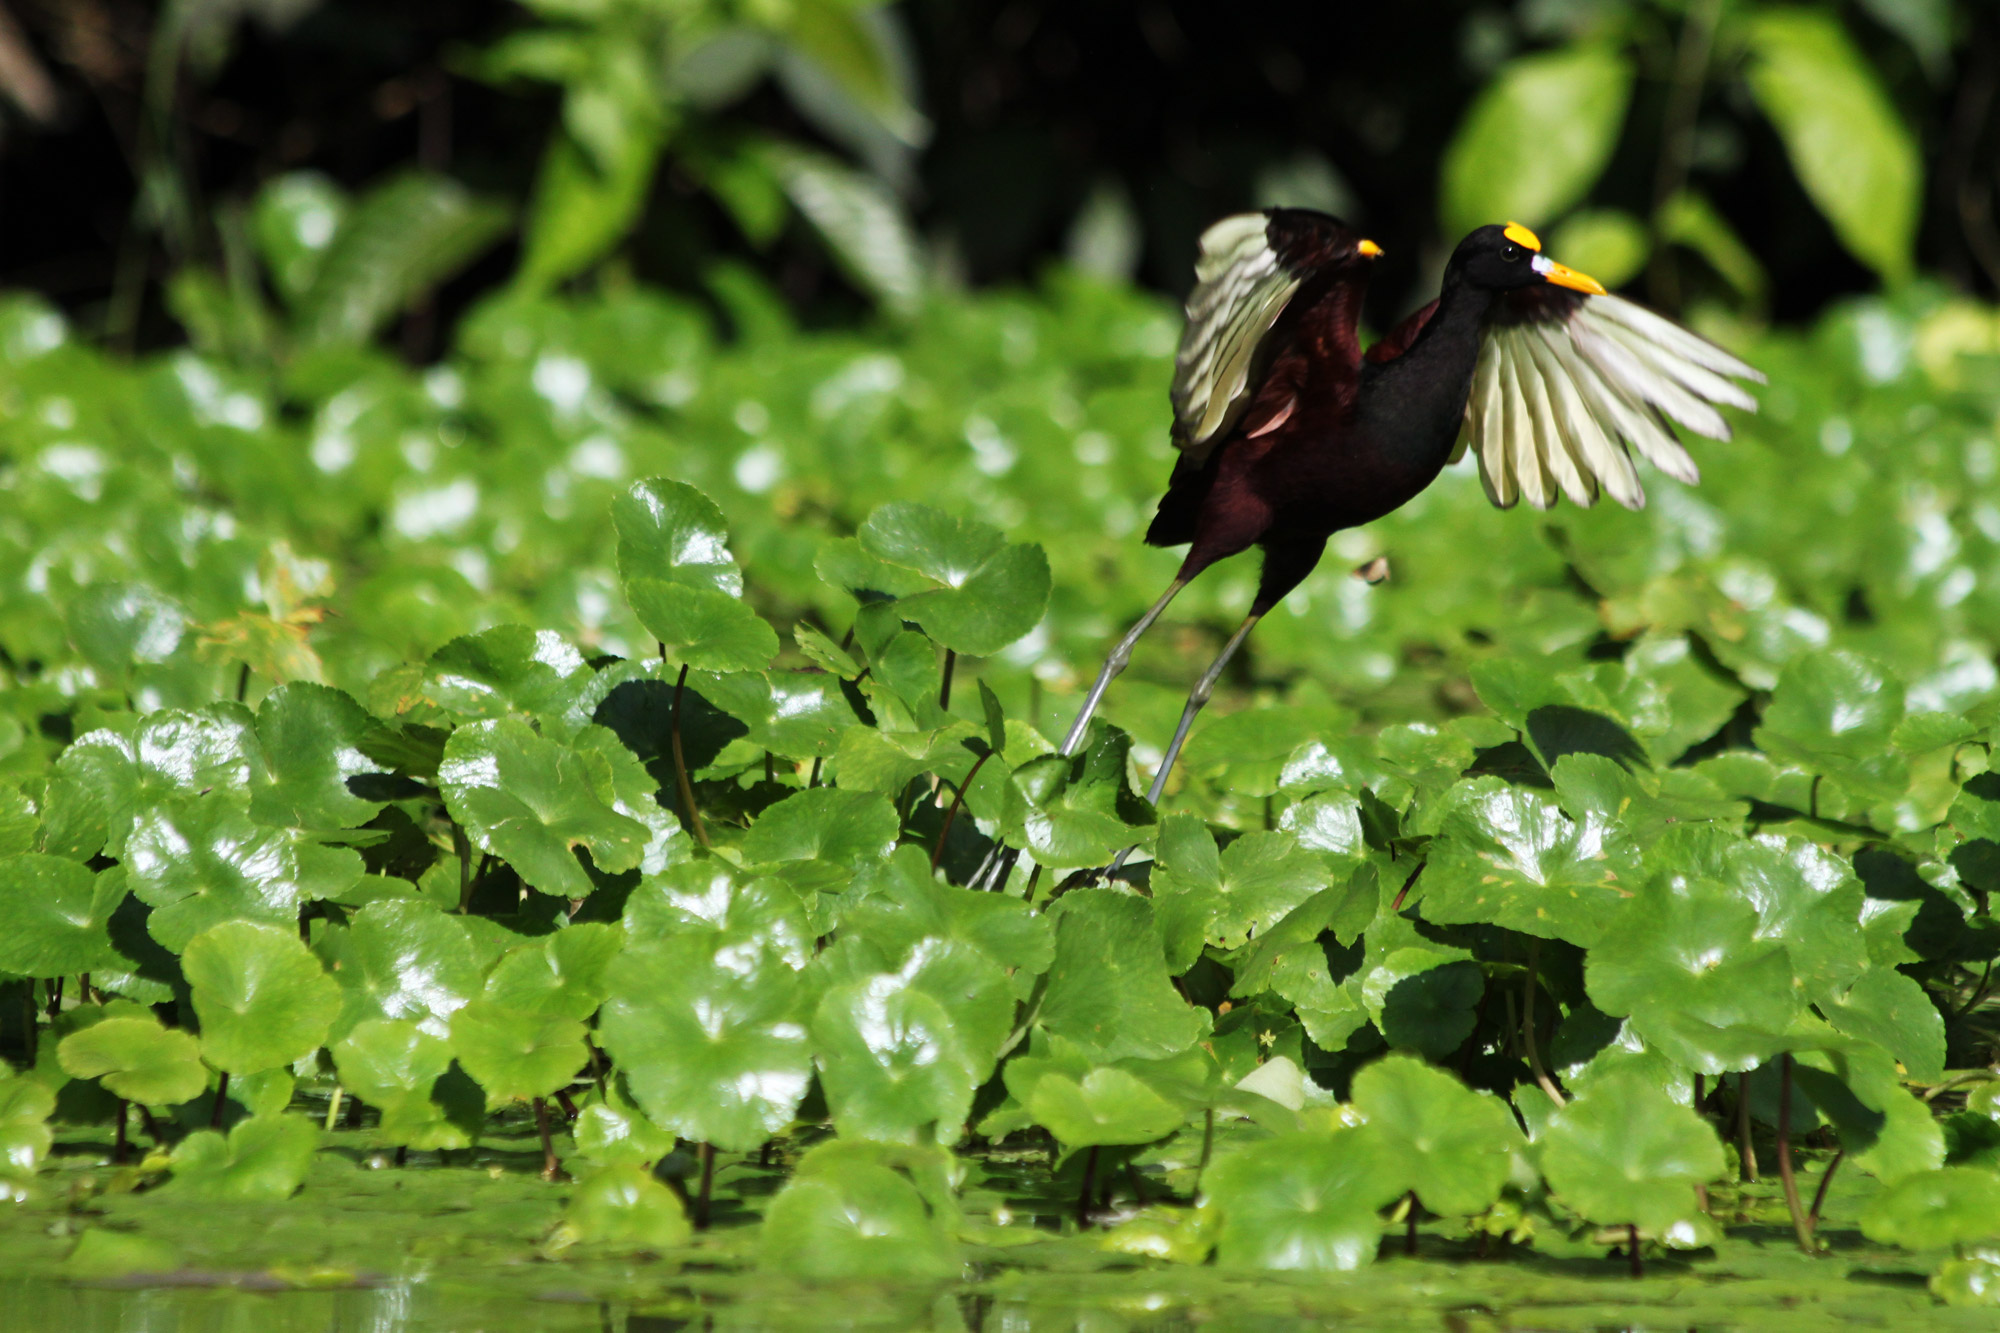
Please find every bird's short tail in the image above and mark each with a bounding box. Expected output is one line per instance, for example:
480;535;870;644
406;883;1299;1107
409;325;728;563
1145;454;1214;548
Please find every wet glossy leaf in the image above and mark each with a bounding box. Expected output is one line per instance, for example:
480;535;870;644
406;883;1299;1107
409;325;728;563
760;1151;958;1280
124;795;358;951
839;846;1053;984
1752;650;1909;800
1000;725;1155;870
739;786;897;867
598;932;811;1151
449;998;588;1102
812;942;1007;1143
248;683;387;830
616;478;777;672
1585;872;1799;1074
1860;1167;2000;1250
162;1115;319;1201
1538;1070;1727;1231
1352;1054;1520;1217
57;1015;207;1106
1420;778;1633;947
553;1165;692;1252
40;708;261;860
1823;967;1946;1083
837;502;1052;655
483;923;623;1019
0;1072;54;1184
1039;889;1208;1062
331;900;484;1040
1152;818;1328;963
383;627;597;737
440;718;652;898
329;1017;479;1150
183;921;339;1075
572;1081;677;1167
1207;1128;1403;1271
0;854;125;976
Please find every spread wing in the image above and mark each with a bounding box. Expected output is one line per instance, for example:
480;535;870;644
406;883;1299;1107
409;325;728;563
1170;213;1304;462
1463;290;1765;510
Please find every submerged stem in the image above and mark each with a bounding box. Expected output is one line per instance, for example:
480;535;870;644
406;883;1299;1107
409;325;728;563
939;648;956;710
534;1097;558;1181
1776;1055;1816;1252
1736;1077;1758;1182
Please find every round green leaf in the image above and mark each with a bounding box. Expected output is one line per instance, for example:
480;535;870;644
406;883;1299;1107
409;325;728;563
1352;1054;1520;1218
623;580;779;673
124;796;335;952
613;478;746;596
0;854;125;976
162;1115;319;1201
1207;1129;1404;1271
760;1158;958;1280
483;923;623;1020
1018;1063;1185;1150
57;1016;207;1106
553;1164;692;1252
1040;890;1209;1063
449;998;588;1102
1420;778;1633;948
1360;950;1484;1061
184;921;339;1075
1538;1070;1726;1232
848;502;1052;655
0;1073;55;1183
1860;1167;2000;1250
739;787;897;867
598;933;811;1152
1751;650;1908;800
999;726;1155;871
439;717;652;898
1585;872;1800;1075
249;683;386;830
331;900;484;1040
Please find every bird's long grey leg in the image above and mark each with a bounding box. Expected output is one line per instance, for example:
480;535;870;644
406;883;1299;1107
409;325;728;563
1058;577;1188;756
1104;611;1261;876
969;576;1188;892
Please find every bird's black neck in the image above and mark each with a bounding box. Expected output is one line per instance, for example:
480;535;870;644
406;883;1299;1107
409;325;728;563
1359;269;1494;475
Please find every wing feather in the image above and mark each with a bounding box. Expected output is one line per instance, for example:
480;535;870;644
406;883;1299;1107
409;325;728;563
1170;214;1304;459
1463;291;1757;511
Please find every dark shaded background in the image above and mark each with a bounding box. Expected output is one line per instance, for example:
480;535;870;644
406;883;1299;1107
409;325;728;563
1;0;1995;349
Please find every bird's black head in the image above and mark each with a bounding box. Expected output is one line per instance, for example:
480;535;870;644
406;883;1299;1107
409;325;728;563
1448;222;1606;295
1264;208;1385;273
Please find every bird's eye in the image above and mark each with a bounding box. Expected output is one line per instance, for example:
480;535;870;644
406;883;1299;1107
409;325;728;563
1499;242;1524;262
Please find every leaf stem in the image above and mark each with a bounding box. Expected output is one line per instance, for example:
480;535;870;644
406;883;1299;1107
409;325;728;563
1736;1076;1758;1182
668;661;711;850
1809;1147;1845;1229
939;648;956;709
453;823;474;913
1523;939;1565;1107
324;1086;344;1132
1404;1191;1419;1255
211;1071;229;1129
1628;1222;1643;1279
1390;863;1423;912
235;660;251;703
534;1097;558;1182
696;1141;715;1229
113;1100;128;1165
1076;1146;1098;1228
1776;1054;1816;1252
932;751;993;870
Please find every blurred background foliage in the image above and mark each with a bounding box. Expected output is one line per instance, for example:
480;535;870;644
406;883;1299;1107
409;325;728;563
0;0;1993;346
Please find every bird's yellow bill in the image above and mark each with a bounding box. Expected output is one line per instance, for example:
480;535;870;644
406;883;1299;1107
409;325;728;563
1357;239;1383;258
1502;221;1541;251
1533;255;1608;295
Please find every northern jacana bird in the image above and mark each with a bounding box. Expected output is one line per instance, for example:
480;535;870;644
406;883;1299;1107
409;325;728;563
1058;209;1764;827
